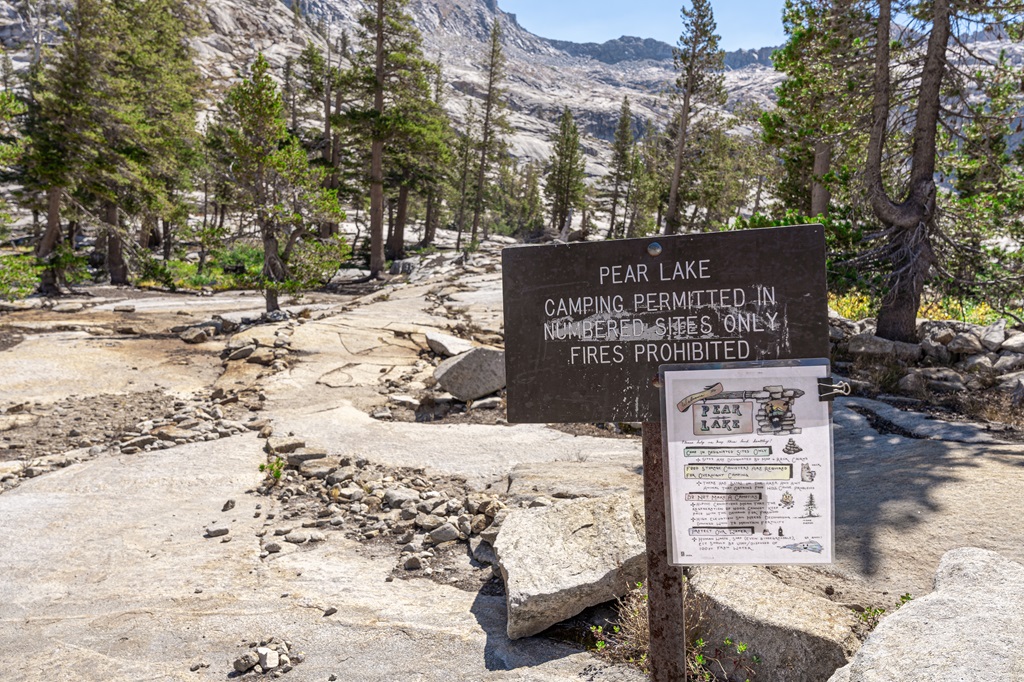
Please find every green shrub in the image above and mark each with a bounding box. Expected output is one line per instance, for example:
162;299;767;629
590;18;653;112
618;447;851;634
0;253;41;300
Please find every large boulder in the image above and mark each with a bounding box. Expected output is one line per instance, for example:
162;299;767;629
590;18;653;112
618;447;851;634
689;566;861;682
828;548;1024;682
493;493;645;639
433;348;506;401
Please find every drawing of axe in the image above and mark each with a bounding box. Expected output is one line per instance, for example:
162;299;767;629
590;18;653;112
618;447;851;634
676;383;724;412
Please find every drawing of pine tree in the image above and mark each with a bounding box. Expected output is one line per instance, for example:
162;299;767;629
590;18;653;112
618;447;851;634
803;494;818;518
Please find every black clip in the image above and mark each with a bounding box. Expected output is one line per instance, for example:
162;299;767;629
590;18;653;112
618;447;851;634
818;378;851;401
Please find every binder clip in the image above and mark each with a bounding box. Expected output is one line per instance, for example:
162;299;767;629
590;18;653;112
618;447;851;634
818;378;851;401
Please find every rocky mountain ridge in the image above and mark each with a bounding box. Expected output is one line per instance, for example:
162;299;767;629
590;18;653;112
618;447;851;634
0;0;783;175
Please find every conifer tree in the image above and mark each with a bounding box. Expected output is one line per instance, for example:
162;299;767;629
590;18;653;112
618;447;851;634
544;107;586;232
469;20;509;246
220;54;344;312
28;0;202;287
605;96;633;239
419;58;451;249
860;1;1024;341
346;0;436;278
664;0;725;235
452;101;480;250
28;0;118;290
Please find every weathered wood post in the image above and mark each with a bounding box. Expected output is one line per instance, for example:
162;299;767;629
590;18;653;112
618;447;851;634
642;421;687;680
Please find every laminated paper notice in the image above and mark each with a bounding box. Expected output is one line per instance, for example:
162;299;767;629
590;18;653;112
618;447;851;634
662;362;833;565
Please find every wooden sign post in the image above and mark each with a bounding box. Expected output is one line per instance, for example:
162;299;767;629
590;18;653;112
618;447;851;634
501;225;829;680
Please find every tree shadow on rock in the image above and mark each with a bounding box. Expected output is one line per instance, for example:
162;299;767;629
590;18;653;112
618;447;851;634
833;403;1024;590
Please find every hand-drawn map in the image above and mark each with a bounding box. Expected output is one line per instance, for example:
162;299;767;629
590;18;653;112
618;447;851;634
662;361;833;565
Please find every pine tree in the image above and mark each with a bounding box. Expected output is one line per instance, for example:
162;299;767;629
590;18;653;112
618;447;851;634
28;0;119;291
345;0;436;278
418;57;452;249
382;58;450;260
604;96;633;239
861;1;1024;341
27;0;203;287
760;0;873;218
469;20;509;246
622;129;663;238
544;107;586;232
664;0;725;235
220;54;344;312
452;100;480;250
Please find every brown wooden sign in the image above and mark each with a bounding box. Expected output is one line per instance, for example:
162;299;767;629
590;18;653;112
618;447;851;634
502;225;829;423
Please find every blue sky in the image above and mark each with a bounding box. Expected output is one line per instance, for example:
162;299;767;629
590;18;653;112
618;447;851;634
500;0;788;51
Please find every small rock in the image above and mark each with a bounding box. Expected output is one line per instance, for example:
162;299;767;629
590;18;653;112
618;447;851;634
227;345;255;361
425;331;474;357
478;498;504;518
246;347;276;366
470;536;498;566
383;486;420;508
285;448;328;466
404;556;422;570
265;437;305;455
222;499;235;512
980;319;1007;352
470;397;503;410
205;525;229;538
265;541;282;553
179;327;209;344
323;606;338;617
1001;332;1024;354
415;513;445;531
233;651;258;673
947;332;984;355
256;646;279;670
1012;379;1024;407
961;354;994;374
846;333;894;357
994;353;1024;374
429;522;460;543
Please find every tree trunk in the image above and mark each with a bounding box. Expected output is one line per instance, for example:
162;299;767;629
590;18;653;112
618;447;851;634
387;185;409;260
664;73;694;235
37;187;62;259
606;182;621;240
866;0;949;342
262;233;287;313
368;0;387;279
106;202;129;285
37;187;63;295
421;191;437;247
752;174;764;215
455;148;471;251
810;140;831;217
162;218;172;262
